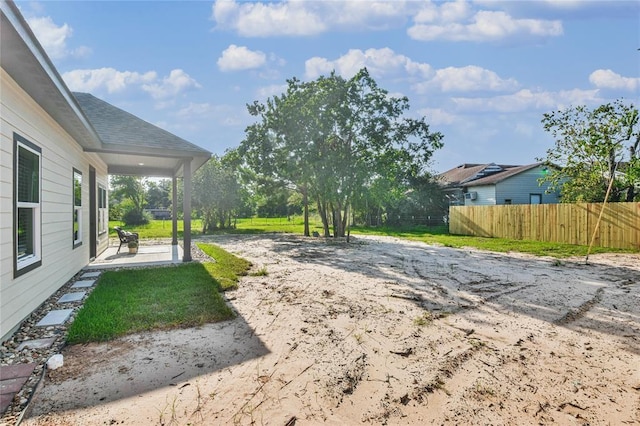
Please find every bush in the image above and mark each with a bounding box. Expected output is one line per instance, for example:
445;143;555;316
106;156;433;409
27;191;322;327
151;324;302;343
122;207;150;226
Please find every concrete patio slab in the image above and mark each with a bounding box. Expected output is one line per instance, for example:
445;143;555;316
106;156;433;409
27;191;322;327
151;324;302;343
86;243;183;270
71;280;95;288
58;292;86;303
35;309;73;327
16;337;57;351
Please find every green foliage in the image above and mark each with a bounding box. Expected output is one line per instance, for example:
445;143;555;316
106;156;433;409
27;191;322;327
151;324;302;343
196;243;251;290
240;68;444;237
67;262;238;343
121;200;150;226
110;175;148;225
540;100;640;202
193;154;242;233
145;179;171;209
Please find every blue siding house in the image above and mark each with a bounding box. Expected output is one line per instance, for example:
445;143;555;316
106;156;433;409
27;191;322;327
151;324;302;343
438;163;560;206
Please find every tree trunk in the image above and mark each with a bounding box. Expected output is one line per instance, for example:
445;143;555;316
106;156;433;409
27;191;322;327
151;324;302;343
332;203;344;237
302;186;310;237
341;201;349;235
318;199;330;237
626;134;639;201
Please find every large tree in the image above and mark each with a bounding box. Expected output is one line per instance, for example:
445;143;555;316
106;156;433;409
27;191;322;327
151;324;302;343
239;68;444;237
193;153;242;233
145;179;171;209
540;100;640;202
110;175;148;225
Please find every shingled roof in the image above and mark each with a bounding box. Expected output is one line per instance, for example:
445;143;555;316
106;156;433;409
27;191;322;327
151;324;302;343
74;93;206;155
438;163;543;188
73;92;211;176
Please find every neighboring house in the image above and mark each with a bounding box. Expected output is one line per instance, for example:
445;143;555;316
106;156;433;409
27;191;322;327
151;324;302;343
0;1;210;341
438;163;560;206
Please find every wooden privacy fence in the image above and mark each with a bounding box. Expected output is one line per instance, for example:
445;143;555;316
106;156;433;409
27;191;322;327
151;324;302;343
449;202;640;250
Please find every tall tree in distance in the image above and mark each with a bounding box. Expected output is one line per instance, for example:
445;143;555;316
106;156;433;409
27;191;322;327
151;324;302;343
110;175;148;225
239;68;444;237
540;100;639;202
193;153;242;233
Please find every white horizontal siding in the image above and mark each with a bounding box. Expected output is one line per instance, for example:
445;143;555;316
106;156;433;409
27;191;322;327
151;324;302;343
1;69;108;340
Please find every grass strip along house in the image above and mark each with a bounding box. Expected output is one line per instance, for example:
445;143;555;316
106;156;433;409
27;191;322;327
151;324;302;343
0;0;211;341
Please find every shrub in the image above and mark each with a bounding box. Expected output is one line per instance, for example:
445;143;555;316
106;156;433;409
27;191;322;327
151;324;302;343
122;206;150;226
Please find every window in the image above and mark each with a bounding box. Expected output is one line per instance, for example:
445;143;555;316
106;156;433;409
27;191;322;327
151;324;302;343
530;194;542;204
504;199;512;205
14;134;42;277
73;169;82;247
98;185;107;235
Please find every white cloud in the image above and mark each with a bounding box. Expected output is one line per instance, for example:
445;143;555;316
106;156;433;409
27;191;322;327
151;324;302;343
306;51;515;94
218;45;267;71
589;69;639;92
142;69;201;99
418;107;457;126
451;88;601;113
415;65;519;93
63;68;157;93
26;16;91;59
256;84;288;100
212;0;326;37
176;102;243;126
408;5;563;42
322;1;413;30
305;48;432;80
211;0;414;37
63;68;199;100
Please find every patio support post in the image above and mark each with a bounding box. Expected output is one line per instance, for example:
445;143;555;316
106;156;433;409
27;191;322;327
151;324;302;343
171;176;178;246
182;158;192;262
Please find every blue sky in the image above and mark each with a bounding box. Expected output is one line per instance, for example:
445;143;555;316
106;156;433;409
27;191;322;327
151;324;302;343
17;0;640;173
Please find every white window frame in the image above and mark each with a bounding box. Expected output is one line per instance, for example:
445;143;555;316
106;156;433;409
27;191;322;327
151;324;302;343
73;168;83;248
98;184;107;235
14;134;42;277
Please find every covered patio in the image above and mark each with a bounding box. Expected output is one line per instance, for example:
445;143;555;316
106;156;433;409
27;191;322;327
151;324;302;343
73;92;211;263
85;241;184;270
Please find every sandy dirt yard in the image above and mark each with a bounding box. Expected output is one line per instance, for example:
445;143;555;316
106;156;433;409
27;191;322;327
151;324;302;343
22;234;640;425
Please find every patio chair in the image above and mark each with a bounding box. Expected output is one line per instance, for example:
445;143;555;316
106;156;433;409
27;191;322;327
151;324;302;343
114;226;139;254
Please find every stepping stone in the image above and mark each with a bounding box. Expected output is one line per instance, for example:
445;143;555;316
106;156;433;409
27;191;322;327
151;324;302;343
71;279;95;288
0;377;29;394
17;337;57;351
81;271;101;278
36;309;73;327
0;363;36;381
58;292;86;303
0;364;36;414
1;393;14;414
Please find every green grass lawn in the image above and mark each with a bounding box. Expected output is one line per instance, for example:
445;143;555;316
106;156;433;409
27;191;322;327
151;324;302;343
111;216;636;259
108;219;204;239
67;243;250;343
350;224;631;258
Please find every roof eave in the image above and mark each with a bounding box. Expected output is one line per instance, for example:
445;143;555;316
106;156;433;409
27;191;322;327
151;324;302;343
0;1;102;150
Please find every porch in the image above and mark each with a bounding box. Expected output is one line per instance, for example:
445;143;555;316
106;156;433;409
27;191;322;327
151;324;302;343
86;240;184;270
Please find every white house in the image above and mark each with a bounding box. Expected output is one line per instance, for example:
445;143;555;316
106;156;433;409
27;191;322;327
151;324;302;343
0;1;211;341
438;163;561;206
